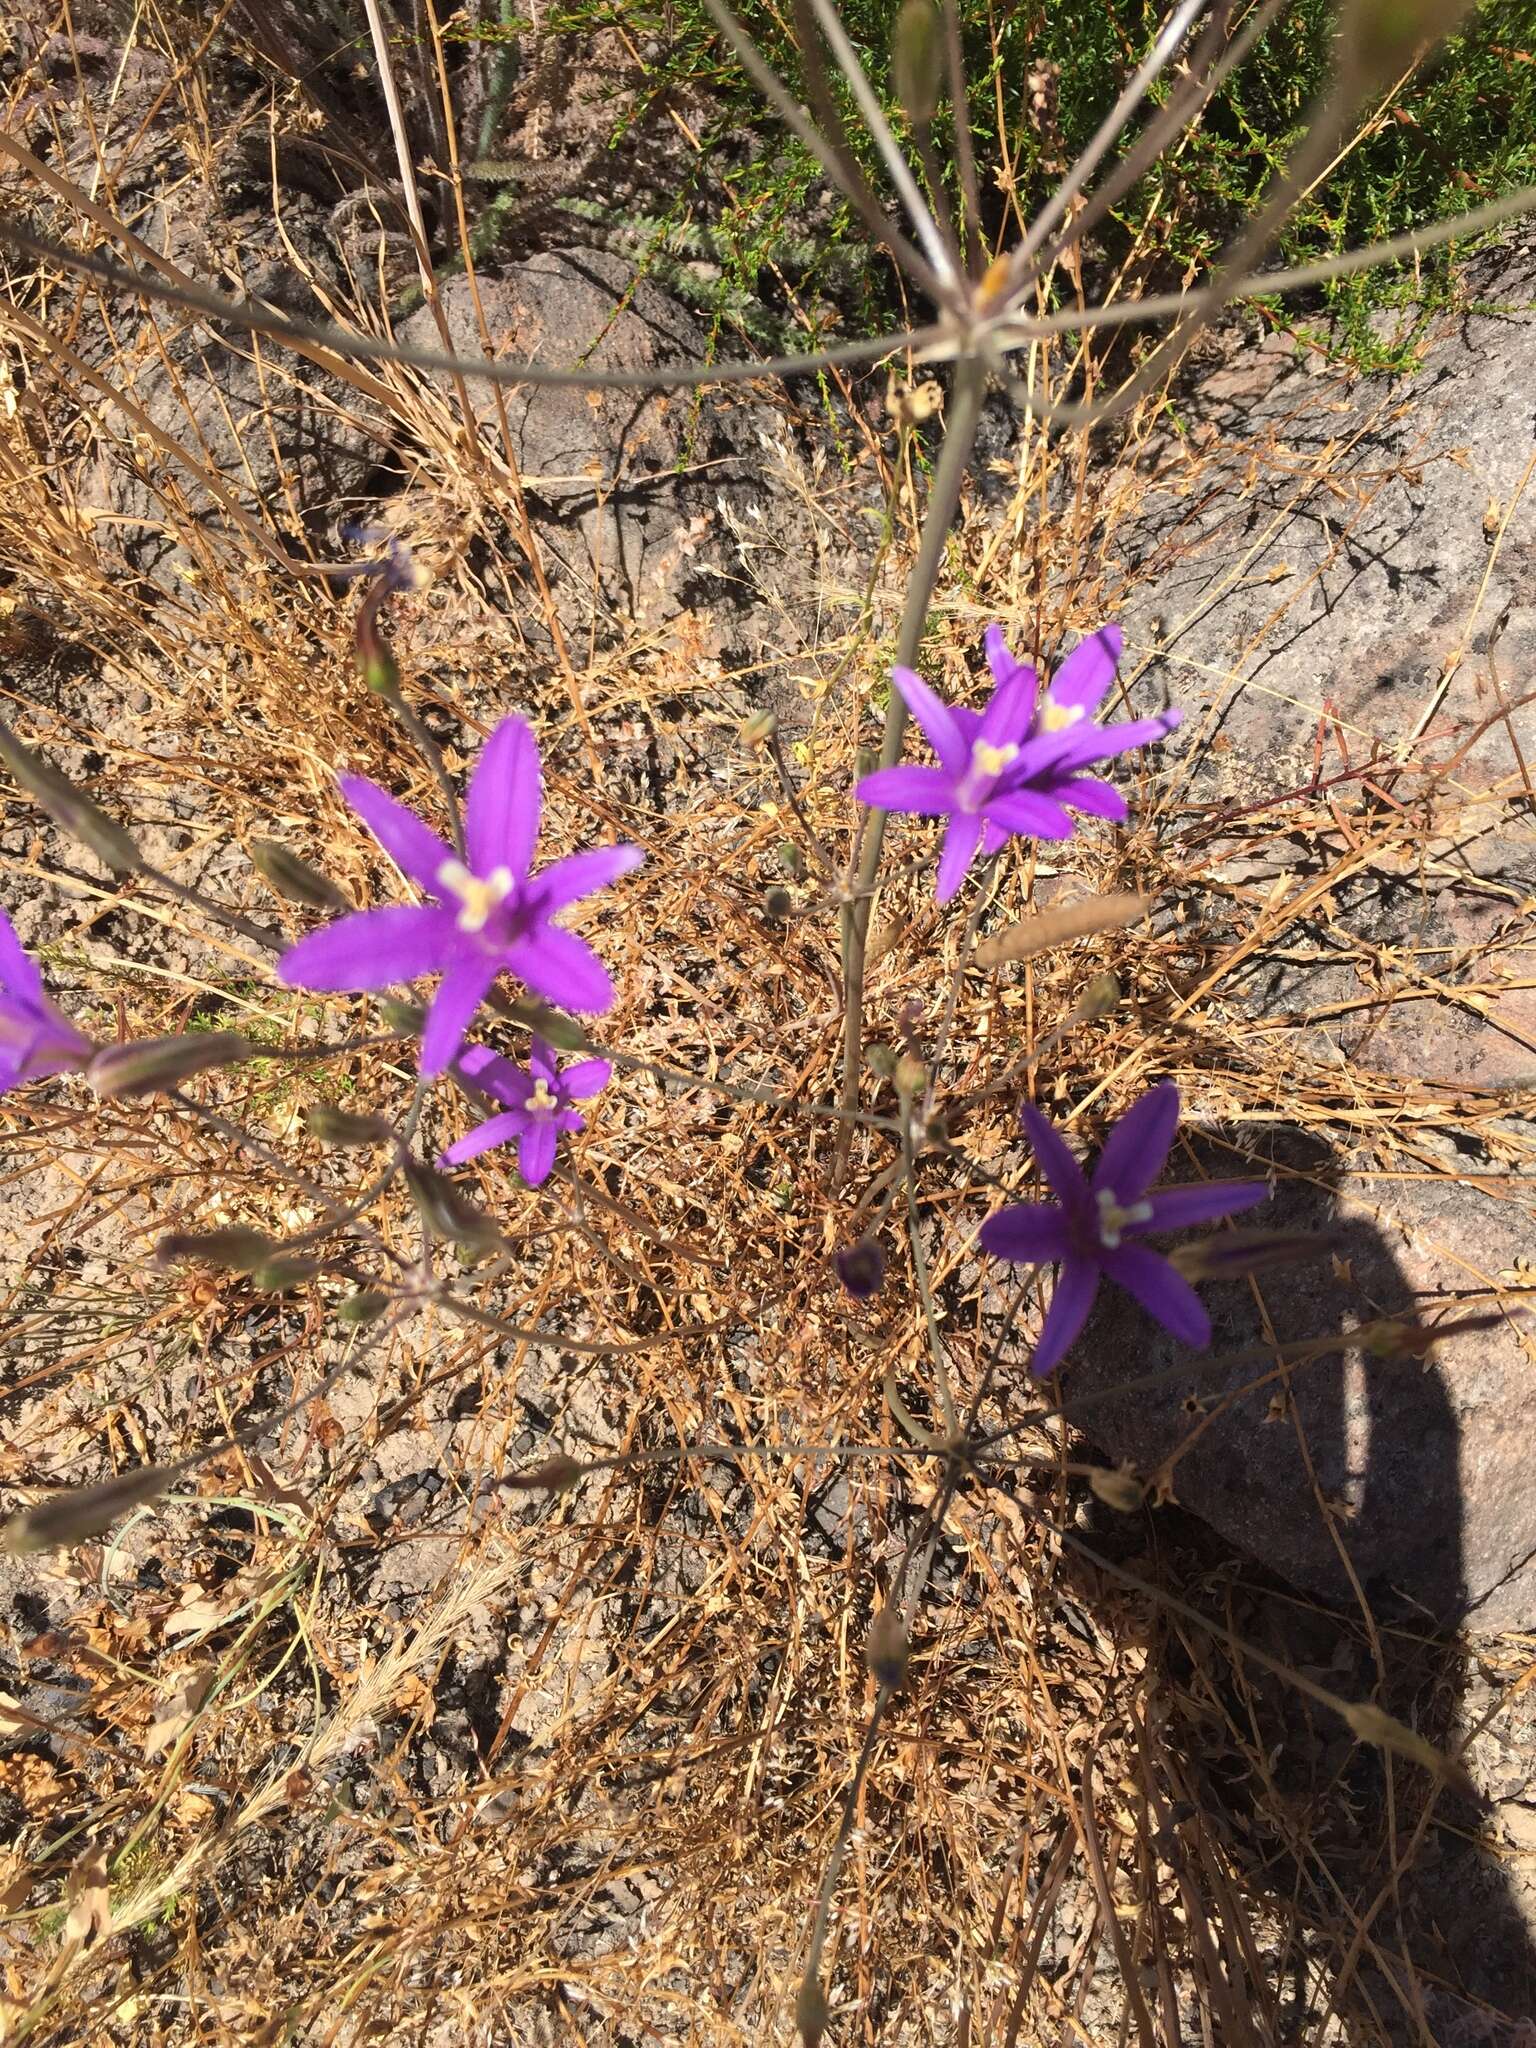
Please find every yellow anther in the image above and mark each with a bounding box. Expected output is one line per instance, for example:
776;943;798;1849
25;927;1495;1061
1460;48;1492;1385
971;740;1019;778
528;1078;558;1113
1038;696;1086;735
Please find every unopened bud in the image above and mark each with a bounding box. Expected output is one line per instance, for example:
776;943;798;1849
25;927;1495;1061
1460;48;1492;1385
737;709;777;746
336;1288;391;1326
1340;0;1474;84
305;1104;391;1146
893;1052;926;1098
356;585;399;696
1089;1466;1147;1514
251;1256;321;1293
379;999;425;1035
777;839;805;877
89;1031;254;1099
249;838;349;912
834;1239;886;1301
403;1158;502;1251
892;0;943;126
855;747;878;780
1170;1226;1325;1285
500;999;587;1053
865;1603;911;1689
865;1041;897;1080
504;1453;585;1493
1081;971;1122;1017
156;1227;273;1272
0;719;142;873
795;1973;830;2048
764;886;794;921
2;1463;177;1554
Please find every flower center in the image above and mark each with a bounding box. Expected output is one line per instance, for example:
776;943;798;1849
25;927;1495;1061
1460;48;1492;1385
437;859;515;935
1037;695;1086;735
527;1077;558;1116
1095;1186;1153;1250
957;737;1020;808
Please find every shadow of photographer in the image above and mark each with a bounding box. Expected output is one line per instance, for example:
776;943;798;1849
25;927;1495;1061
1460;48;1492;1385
1054;1124;1536;2041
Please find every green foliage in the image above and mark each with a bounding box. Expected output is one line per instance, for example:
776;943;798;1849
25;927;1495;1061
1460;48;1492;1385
461;0;1536;362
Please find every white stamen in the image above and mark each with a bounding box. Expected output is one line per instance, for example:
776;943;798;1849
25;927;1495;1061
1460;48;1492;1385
436;859;514;934
1095;1186;1153;1250
971;739;1019;778
1038;695;1087;736
528;1077;558;1114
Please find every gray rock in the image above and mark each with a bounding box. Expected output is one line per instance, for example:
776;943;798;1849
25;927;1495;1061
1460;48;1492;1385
1058;249;1536;1627
398;254;786;638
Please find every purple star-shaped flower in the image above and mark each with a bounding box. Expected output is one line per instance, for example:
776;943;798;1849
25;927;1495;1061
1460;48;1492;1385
0;908;93;1095
978;1083;1268;1376
856;624;1180;903
278;718;642;1076
440;1037;611;1186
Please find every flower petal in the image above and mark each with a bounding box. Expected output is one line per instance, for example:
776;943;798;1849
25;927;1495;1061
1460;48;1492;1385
935;810;984;904
1104;1243;1210;1347
440;1110;528;1167
1047;708;1182;774
278;906;456;991
338;776;453;893
980;788;1076;841
1137;1180;1270;1232
978;630;1039;746
1046;625;1123;713
1058;774;1128;822
421;955;500;1075
0;909;44;1005
456;1043;529;1108
1091;1082;1180;1203
518;1119;559;1187
560;1058;611;1101
506;925;616;1013
530;843;644;916
466;716;541;880
856;765;957;816
892;666;966;774
1031;1257;1101;1376
979;1201;1071;1265
1020;1101;1088;1205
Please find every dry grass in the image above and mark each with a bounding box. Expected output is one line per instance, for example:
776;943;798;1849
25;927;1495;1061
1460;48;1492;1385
1;9;1534;2047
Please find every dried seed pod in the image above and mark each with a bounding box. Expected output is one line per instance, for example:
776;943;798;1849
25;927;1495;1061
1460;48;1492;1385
249;839;349;912
3;1463;178;1554
974;892;1152;969
0;718;143;874
1089;1466;1147;1514
88;1032;254;1099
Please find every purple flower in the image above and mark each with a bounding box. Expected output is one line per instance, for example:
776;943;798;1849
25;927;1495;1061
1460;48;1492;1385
856;624;1180;903
0;908;92;1095
278;718;642;1076
978;1083;1268;1376
440;1037;610;1186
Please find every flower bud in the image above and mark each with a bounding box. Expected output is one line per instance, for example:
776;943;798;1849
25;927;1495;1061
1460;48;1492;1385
500;998;587;1053
865;1042;897;1080
156;1227;273;1272
893;1051;926;1099
251;1255;321;1293
403;1158;502;1252
865;1603;911;1689
249;839;349;912
305;1104;392;1146
504;1453;585;1493
776;839;805;877
88;1032;254;1100
1170;1227;1327;1284
356;585;399;696
1081;971;1122;1018
379;998;425;1034
892;0;943;126
834;1239;886;1301
336;1288;391;1326
1340;0;1474;84
763;886;794;921
3;1463;178;1554
737;709;776;747
0;719;142;874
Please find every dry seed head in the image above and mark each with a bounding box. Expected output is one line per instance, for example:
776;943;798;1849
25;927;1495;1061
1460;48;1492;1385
1089;1466;1147;1514
865;1604;911;1689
